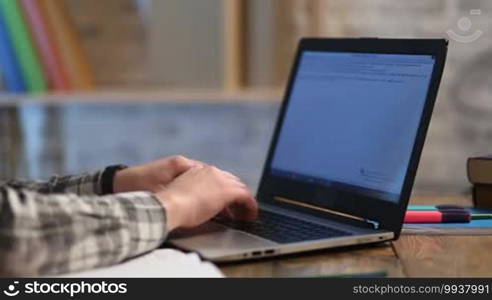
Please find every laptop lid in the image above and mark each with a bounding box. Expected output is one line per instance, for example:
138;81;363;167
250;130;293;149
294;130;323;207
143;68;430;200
257;38;447;237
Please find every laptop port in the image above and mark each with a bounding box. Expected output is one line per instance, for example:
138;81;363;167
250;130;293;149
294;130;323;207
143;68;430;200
252;251;262;256
265;249;275;255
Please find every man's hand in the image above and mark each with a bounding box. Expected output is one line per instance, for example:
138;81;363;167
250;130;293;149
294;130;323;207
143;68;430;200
113;155;204;194
155;165;258;231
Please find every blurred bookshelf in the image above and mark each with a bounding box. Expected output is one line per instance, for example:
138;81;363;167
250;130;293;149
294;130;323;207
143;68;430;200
0;0;317;101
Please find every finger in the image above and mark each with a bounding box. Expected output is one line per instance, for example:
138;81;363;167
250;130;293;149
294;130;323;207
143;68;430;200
211;166;239;180
207;165;236;179
222;170;241;181
167;156;196;176
219;175;247;189
174;164;204;180
192;163;206;170
189;159;207;168
173;156;207;172
231;180;247;189
229;189;258;221
218;170;245;186
217;207;235;219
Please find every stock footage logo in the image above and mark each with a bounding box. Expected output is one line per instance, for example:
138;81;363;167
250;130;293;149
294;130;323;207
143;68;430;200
1;280;128;298
446;9;483;43
3;281;20;297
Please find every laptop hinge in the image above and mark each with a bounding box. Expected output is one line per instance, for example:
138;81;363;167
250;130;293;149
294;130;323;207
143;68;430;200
274;196;380;230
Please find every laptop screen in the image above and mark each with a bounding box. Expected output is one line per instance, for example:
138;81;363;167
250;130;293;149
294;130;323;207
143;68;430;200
270;51;436;202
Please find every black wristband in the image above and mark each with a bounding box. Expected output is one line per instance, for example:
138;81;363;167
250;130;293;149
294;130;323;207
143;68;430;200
101;165;127;195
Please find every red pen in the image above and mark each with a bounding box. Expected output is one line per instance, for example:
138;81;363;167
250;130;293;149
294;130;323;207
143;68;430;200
404;211;471;223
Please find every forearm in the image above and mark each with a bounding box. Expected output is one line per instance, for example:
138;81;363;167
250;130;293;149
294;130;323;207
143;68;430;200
0;186;167;276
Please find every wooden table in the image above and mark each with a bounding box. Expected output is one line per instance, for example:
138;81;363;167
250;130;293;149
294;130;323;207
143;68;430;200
220;195;492;277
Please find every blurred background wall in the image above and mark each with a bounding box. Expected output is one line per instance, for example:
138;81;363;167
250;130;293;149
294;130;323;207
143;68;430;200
0;0;491;194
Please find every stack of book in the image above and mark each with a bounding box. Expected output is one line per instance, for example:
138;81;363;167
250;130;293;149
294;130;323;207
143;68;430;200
468;155;492;208
0;0;93;94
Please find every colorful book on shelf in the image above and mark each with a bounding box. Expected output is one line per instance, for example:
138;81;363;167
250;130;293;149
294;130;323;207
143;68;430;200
20;0;69;91
0;67;4;91
0;0;47;93
0;12;26;93
40;0;94;90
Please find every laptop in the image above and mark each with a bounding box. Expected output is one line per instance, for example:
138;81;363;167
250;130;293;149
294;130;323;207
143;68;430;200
168;38;448;262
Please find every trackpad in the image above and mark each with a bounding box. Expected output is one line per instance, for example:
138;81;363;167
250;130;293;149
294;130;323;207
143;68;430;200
169;222;277;259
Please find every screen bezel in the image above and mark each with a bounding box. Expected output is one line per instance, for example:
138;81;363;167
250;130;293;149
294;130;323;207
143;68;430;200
257;38;448;238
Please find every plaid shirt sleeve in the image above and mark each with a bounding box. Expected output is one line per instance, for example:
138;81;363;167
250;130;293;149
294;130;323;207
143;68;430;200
1;165;127;196
0;167;168;276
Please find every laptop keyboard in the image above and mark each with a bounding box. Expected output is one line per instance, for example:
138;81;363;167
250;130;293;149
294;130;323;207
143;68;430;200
214;210;351;244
